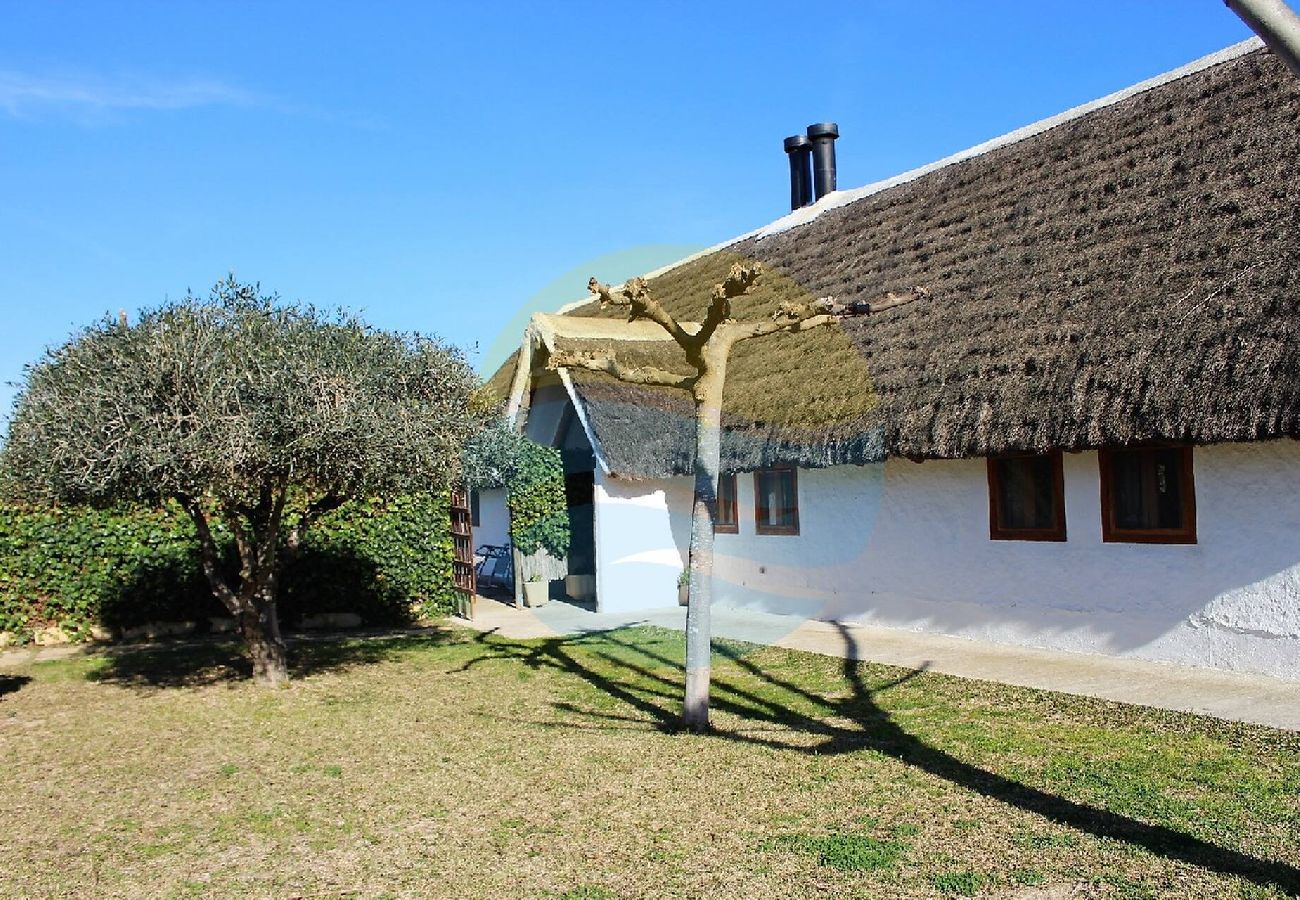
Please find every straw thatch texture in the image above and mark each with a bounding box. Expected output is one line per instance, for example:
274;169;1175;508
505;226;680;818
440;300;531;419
517;48;1300;478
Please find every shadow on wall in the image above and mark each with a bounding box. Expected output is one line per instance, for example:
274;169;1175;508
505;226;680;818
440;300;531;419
656;443;1300;663
454;625;1300;896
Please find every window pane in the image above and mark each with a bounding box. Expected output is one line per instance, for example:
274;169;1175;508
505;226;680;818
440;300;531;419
1152;448;1185;529
1109;447;1188;532
995;456;1055;530
1110;450;1149;530
758;470;796;528
715;474;736;526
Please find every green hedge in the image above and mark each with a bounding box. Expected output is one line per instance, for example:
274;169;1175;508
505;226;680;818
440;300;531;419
0;494;455;643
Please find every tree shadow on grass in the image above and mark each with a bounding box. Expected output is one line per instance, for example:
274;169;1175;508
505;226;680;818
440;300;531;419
88;630;458;690
0;674;32;698
455;625;1300;896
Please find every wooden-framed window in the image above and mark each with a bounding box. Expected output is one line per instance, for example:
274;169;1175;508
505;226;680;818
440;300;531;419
986;451;1066;541
714;473;738;534
754;467;799;535
1099;445;1196;544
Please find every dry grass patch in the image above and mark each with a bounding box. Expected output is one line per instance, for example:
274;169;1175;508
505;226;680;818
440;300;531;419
0;625;1296;899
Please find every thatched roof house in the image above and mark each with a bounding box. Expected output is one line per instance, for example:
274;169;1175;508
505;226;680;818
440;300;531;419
487;38;1300;683
493;38;1300;479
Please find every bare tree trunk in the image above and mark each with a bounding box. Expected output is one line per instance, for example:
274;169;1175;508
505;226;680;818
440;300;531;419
178;494;291;687
239;592;289;687
683;368;725;731
564;265;854;730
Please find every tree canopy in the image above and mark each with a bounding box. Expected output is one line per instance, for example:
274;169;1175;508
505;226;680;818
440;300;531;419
2;276;483;683
4;277;478;507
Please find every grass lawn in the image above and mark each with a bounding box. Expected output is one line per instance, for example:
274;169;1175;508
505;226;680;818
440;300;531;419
0;624;1296;899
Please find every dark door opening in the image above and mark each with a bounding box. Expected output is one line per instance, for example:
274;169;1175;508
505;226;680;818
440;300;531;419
565;470;596;577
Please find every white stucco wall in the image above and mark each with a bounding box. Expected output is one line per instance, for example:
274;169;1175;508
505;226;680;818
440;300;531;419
523;383;570;446
591;440;1300;680
592;469;692;614
473;488;510;550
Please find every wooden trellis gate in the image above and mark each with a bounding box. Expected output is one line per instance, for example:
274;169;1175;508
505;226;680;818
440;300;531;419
449;486;476;620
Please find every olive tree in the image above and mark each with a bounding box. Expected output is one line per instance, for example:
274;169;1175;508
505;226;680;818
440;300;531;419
1;277;481;685
549;263;921;730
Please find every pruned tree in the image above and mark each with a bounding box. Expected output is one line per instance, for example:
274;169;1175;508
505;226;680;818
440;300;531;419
549;262;923;730
1;276;481;685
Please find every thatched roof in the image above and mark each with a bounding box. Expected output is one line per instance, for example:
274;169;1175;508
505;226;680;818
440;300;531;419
501;40;1300;478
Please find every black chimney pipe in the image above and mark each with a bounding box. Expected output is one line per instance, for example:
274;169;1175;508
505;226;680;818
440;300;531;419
783;134;813;210
807;122;839;200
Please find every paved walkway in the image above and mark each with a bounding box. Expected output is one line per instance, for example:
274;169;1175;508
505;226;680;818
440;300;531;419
461;596;1300;731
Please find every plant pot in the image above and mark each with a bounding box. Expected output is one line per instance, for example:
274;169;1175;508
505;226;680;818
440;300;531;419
524;581;549;608
678;582;689;606
565;574;596;601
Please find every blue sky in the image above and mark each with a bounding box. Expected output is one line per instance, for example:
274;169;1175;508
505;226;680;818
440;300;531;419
0;1;1254;422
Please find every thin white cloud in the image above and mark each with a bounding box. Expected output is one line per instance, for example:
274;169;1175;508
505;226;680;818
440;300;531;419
0;71;262;121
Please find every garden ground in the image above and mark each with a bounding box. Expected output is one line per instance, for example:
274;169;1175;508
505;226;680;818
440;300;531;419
0;624;1297;898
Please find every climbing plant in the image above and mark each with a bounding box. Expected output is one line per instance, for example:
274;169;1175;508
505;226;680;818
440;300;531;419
505;440;570;558
465;418;569;558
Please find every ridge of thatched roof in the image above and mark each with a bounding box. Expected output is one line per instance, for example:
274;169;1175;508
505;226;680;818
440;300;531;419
504;41;1300;478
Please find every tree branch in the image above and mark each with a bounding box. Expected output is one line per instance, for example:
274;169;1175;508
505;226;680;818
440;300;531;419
694;261;764;347
287;491;347;552
719;313;839;346
719;285;931;347
222;504;257;592
253;475;290;587
588;276;694;348
176;493;243;615
549;349;697;390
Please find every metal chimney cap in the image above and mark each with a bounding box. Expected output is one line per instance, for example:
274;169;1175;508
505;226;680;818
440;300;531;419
806;122;839;140
783;134;812;153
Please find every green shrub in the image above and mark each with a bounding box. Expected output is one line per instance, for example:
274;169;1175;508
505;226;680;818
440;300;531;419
506;441;569;558
0;494;455;642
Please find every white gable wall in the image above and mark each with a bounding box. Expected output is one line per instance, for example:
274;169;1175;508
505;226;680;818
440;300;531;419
473;488;510;550
592;469;692;614
590;439;1300;680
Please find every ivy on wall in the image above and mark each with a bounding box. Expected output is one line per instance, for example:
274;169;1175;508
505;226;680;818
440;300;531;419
506;441;570;559
0;494;456;643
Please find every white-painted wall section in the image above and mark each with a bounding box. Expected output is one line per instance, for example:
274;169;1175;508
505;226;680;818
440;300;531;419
589;439;1300;680
473;488;510;550
592;469;692;614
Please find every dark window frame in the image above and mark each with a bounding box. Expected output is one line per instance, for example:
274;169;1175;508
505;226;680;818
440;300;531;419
986;450;1067;542
1099;444;1197;544
470;489;481;529
714;472;739;534
753;466;800;536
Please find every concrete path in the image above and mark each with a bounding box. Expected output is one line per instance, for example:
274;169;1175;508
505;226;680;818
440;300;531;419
459;596;1300;731
0;643;84;667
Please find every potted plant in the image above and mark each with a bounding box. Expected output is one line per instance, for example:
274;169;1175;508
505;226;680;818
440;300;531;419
677;568;689;606
523;574;549;608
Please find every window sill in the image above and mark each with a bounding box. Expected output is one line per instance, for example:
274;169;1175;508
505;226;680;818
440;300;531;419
1102;529;1197;545
990;530;1067;542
